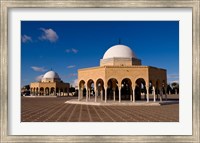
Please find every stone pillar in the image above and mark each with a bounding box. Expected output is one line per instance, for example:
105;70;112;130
132;86;135;102
164;87;167;101
119;86;121;103
113;89;115;101
130;92;132;101
81;89;83;99
95;88;97;102
58;89;60;96
101;90;103;101
86;88;88;102
59;89;61;96
146;86;149;102
153;86;156;102
80;89;82;100
159;88;163;102
88;89;90;100
78;88;81;101
44;89;46;96
105;87;107;103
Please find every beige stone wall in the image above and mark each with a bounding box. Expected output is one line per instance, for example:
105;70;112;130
78;66;106;85
41;78;60;82
30;82;69;89
30;81;70;96
148;67;167;87
100;58;141;66
30;82;40;88
100;58;132;66
105;66;149;86
78;65;167;89
30;82;56;89
78;66;150;88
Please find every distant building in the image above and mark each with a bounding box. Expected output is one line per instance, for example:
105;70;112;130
78;44;167;103
30;70;70;96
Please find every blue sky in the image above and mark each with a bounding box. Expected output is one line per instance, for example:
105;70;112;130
21;21;179;87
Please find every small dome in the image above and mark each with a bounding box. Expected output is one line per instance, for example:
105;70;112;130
43;70;60;79
103;44;136;59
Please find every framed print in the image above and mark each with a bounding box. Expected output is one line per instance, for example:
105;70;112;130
1;0;199;142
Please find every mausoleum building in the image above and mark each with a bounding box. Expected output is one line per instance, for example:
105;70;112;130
30;70;70;96
78;44;167;103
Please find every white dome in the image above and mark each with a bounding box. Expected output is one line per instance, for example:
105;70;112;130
43;70;60;79
103;44;136;59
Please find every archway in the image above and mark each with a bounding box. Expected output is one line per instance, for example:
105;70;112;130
87;79;95;100
56;88;59;96
162;80;166;95
107;78;118;101
79;80;86;100
60;88;64;96
135;78;146;100
121;78;132;100
33;88;35;95
45;87;49;96
50;87;55;96
40;87;44;96
96;78;104;101
156;80;160;99
36;87;39;96
149;80;153;94
64;88;68;96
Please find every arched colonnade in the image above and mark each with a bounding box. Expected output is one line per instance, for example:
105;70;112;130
30;87;68;96
78;77;166;103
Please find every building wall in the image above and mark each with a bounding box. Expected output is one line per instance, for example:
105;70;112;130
78;66;150;87
78;65;166;89
100;58;141;66
41;78;60;82
148;67;167;87
30;82;56;89
30;82;70;96
78;67;106;84
105;66;149;86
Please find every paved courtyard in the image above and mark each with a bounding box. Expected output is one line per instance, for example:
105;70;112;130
21;96;179;122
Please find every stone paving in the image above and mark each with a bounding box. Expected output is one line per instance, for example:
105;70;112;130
21;96;179;122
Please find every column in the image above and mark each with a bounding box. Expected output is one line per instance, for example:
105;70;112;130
95;88;97;102
78;88;81;101
86;88;88;102
130;92;132;101
165;87;167;101
53;89;56;96
132;86;135;102
58;89;60;96
153;86;156;102
105;87;107;103
159;88;163;102
113;88;115;101
119;86;121;103
88;89;90;100
146;86;149;102
59;89;61;96
101;90;103;101
44;89;46;96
